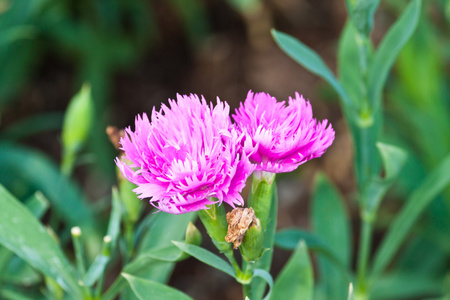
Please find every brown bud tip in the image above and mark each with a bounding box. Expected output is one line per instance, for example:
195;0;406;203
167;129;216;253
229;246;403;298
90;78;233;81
225;207;258;249
106;126;125;150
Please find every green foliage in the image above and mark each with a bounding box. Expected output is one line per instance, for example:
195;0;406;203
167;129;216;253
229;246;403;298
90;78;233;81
372;153;450;278
312;173;351;300
270;241;313;300
0;185;82;298
122;273;193;300
368;0;422;111
172;241;236;278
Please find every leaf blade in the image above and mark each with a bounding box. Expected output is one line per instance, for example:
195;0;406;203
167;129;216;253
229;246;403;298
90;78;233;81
371;153;450;277
272;29;353;109
0;185;82;297
270;241;313;300
368;0;422;110
122;273;193;300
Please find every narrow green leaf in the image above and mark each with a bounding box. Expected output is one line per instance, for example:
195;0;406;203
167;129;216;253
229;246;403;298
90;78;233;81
115;212;196;300
122;273;193;300
0;143;98;240
368;0;422;110
312;173;351;300
272;29;353;109
376;142;408;181
362;142;408;212
24;191;50;219
0;112;64;141
270;241;313;300
371;153;450;277
83;255;109;287
253;269;274;300
0;185;82;298
250;184;278;300
338;21;365;111
107;187;122;248
172;241;236;278
82;187;122;287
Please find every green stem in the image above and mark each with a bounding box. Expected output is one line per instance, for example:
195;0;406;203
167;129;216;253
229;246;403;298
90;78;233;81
124;220;135;263
242;261;255;299
101;276;126;300
355;213;374;299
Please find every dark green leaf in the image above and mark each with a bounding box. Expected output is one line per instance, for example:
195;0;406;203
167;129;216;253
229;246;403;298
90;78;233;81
172;241;236;278
312;173;351;300
275;229;347;273
0;185;82;297
122;273;193;300
368;0;422;110
371;153;450;277
270;241;313;300
0;112;63;141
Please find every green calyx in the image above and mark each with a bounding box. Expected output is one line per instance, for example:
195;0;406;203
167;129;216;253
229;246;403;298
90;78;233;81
197;202;231;253
249;171;276;232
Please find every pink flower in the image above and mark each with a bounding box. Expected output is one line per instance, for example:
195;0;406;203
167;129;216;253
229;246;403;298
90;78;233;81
116;94;254;214
233;91;335;173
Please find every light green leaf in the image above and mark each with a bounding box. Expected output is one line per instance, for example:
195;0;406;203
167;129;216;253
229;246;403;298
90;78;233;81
362;142;408;212
376;142;408;181
107;187;122;249
172;241;236;278
270;241;313;300
24;191;50;219
312;173;351;300
371;153;450;277
253;269;274;300
0;185;82;298
122;273;193;300
368;0;422;110
271;29;353;109
82;188;122;287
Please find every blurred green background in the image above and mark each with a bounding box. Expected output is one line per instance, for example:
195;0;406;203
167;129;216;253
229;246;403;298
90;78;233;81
0;0;449;299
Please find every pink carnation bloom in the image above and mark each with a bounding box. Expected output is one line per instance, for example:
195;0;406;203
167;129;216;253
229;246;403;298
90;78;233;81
233;91;335;173
115;94;254;214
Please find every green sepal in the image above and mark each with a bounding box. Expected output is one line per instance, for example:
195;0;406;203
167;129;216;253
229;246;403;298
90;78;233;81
249;172;276;232
197;202;231;253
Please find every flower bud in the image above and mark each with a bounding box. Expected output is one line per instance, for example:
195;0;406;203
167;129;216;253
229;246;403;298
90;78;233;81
240;217;264;262
185;222;202;246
